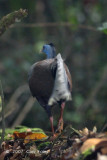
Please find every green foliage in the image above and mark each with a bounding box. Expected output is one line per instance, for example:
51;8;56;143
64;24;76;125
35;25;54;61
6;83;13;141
98;22;107;34
0;128;14;140
0;126;46;140
14;125;44;133
80;147;94;160
37;141;51;150
67;7;79;27
65;112;83;123
74;94;84;108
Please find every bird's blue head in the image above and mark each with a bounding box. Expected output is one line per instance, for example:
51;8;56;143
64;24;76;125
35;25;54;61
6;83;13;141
42;43;56;59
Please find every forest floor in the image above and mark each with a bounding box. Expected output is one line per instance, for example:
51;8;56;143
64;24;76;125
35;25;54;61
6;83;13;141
0;125;107;160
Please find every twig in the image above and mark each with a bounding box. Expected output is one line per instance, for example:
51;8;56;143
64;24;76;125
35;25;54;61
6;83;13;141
11;97;35;127
77;65;107;112
12;22;98;32
0;84;28;122
0;8;28;36
0;80;5;143
69;126;82;137
101;123;107;132
47;125;72;160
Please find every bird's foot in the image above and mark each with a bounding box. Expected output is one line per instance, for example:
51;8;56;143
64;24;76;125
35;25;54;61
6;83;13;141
57;118;63;133
49;133;59;141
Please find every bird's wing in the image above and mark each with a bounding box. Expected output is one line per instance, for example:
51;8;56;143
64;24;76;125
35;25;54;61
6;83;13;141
64;64;72;92
28;59;55;106
48;53;72;106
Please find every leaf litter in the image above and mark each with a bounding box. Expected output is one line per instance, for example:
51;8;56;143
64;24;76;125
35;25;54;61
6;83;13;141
0;125;107;160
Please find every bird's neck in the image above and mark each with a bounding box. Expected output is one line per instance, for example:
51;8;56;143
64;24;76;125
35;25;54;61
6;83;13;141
46;51;56;59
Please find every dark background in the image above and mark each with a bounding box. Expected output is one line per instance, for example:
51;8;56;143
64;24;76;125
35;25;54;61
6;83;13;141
0;0;107;132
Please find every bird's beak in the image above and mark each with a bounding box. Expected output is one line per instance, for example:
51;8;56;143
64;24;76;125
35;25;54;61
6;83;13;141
40;49;42;53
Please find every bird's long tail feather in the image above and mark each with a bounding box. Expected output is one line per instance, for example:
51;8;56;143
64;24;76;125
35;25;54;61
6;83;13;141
48;53;72;106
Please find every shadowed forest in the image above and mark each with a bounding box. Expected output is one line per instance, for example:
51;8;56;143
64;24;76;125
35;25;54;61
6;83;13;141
0;0;107;159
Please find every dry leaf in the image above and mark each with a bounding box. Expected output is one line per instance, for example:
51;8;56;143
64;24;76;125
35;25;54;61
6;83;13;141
13;131;32;139
7;134;13;138
79;128;89;136
24;133;47;143
92;126;97;133
1;142;9;150
29;145;41;159
96;140;107;154
0;151;8;160
101;147;107;154
97;153;107;160
80;138;107;153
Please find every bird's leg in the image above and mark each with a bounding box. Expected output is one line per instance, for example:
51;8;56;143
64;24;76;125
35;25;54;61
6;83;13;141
44;105;56;137
57;102;65;133
49;116;59;140
49;116;55;136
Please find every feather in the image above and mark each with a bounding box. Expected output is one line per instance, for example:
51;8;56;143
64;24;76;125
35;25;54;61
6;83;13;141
48;54;72;106
28;43;72;135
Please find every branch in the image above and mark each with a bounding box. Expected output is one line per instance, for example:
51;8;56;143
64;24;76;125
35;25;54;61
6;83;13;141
0;80;5;143
0;8;28;36
13;22;98;32
77;65;107;113
12;97;35;128
0;84;28;122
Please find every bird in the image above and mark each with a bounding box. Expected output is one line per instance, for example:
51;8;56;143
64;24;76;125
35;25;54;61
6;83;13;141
28;43;72;137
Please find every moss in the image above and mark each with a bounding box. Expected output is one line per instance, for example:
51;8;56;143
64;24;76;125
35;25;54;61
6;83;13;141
0;9;28;36
37;141;52;150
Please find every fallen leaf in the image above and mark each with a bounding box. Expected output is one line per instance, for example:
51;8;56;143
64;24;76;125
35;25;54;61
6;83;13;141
97;153;107;160
29;145;40;159
96;140;107;154
80;138;107;153
92;126;97;133
101;147;107;154
0;151;8;160
13;131;32;139
24;133;47;143
79;127;89;136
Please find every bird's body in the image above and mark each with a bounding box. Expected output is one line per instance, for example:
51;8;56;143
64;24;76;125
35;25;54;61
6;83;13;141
29;59;55;111
28;43;72;136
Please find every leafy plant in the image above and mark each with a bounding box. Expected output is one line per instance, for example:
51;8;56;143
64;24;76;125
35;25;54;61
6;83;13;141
98;22;107;34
